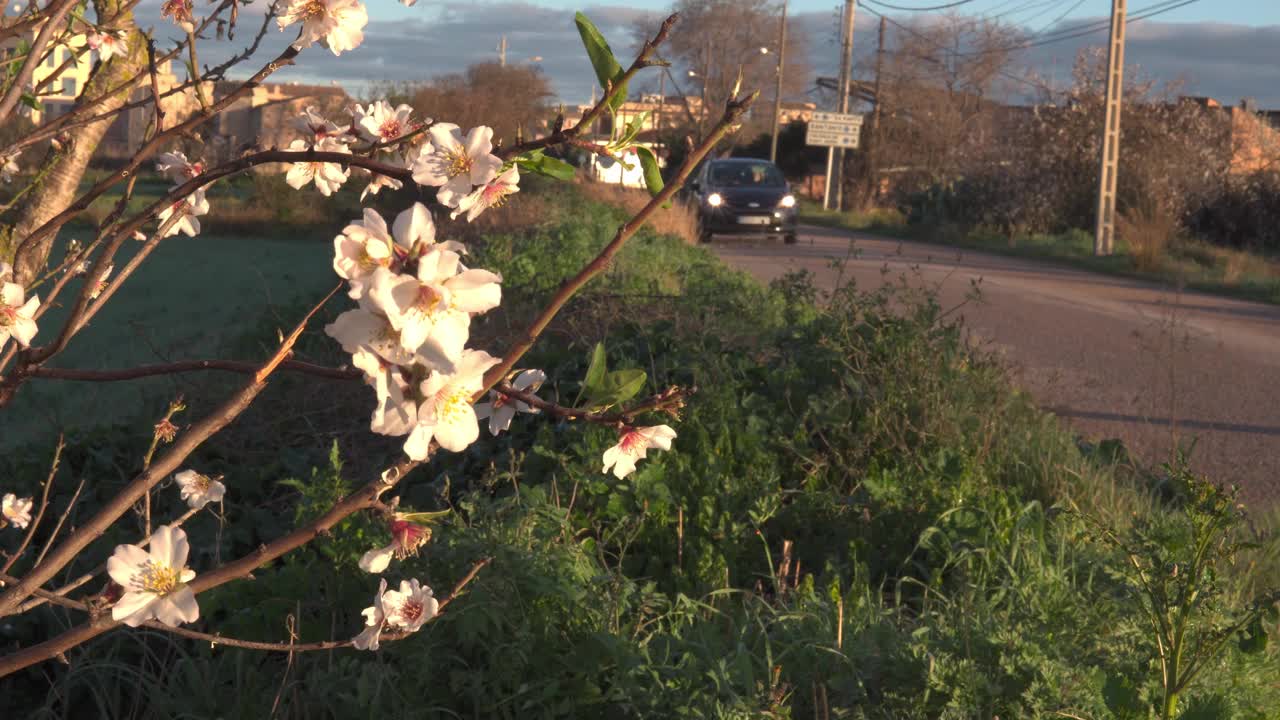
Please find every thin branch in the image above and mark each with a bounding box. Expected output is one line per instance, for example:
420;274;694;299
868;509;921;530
31;477;84;569
30;360;361;383
0;437;63;574
0;285;341;618
497;13;677;160
478;89;758;396
495;383;692;425
138;557;491;652
0;0;79;123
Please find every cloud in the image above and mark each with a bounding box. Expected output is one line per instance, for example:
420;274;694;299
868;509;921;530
139;3;1280;108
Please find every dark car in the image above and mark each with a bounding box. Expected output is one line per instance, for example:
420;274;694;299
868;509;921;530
688;158;798;244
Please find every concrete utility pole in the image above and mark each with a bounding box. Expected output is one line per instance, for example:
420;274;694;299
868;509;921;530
825;0;856;211
769;0;789;163
498;35;508;67
864;14;885;207
1094;0;1126;255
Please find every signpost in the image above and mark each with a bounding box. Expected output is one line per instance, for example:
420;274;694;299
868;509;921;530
808;111;863;210
806;111;863;149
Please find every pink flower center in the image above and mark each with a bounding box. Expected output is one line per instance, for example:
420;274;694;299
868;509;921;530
390;520;431;557
399;598;424;623
619;431;645;455
379;120;403;140
415;284;444;313
0;306;15;327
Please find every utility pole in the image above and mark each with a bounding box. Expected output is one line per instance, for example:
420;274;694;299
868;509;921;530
864;14;885;207
769;0;789;164
656;69;666;143
498;35;508;67
1094;0;1126;256
825;0;856;211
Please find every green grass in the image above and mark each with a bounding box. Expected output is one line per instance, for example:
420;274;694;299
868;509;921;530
801;202;1280;305
2;229;337;446
2;185;1276;719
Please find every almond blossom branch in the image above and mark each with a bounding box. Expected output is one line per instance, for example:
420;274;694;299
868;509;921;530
0;437;63;575
496;383;692;426
31;360;361;382
0;284;341;618
478;89;758;396
497;12;677;160
137;557;490;652
0;455;424;677
11;42;303;273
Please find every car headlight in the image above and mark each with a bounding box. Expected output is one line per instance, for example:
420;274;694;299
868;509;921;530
779;194;796;208
707;192;723;207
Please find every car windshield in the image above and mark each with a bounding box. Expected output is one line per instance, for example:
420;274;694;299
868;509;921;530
709;162;785;188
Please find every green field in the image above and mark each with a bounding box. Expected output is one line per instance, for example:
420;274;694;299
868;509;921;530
3;230;337;446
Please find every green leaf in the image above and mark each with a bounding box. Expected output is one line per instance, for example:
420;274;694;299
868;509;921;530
576;342;608;404
397;509;453;524
586;368;648;410
636;147;665;198
1102;674;1147;720
622;111;650;144
574;12;627;113
1238;615;1268;654
19;93;40;111
514;151;576;182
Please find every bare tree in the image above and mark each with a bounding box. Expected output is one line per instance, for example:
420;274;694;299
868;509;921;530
394;62;556;149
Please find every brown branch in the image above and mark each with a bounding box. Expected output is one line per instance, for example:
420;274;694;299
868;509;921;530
138;557;490;652
496;13;677;160
145;37;164;135
0;437;63;575
11;42;303;273
495;383;692;425
31;477;84;569
0;285;341;619
478;89;758;396
32;360;361;383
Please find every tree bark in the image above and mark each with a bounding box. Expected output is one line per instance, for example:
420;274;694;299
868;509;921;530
8;0;143;287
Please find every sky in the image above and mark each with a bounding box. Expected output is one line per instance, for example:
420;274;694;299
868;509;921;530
126;0;1280;107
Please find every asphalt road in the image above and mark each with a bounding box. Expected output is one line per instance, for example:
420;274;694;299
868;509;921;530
710;224;1280;508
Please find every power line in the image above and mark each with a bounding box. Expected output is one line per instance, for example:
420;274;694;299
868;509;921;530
863;0;981;11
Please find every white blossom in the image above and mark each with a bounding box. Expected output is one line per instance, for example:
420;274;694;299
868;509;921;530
475;368;544;436
0;281;40;349
352;578;387;650
360;166;403;201
452;166;520;222
1;152;19;183
285;137;350;196
353;101;414;146
381;578;437;633
2;493;33;530
410;123;502;207
86;29;128;61
333;208;395;299
357;516;432;573
277;0;367;56
155;151;203;181
106;525;199;627
292;105;349;143
602;425;677;479
324;303;417;436
366;248;501;366
174;469;226;509
404;349;501;458
156;188;209;237
160;0;196;33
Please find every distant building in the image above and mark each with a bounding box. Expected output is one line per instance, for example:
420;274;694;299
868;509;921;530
564;94;709;139
206;81;351;162
1;30;204;159
1182;96;1280;175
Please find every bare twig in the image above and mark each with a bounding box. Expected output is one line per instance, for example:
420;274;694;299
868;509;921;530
0;0;79;123
31;477;85;569
0;285;341;618
478;89;758;395
494;383;692;426
31;360;361;383
0;438;63;574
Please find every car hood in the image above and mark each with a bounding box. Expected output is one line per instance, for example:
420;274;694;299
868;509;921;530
709;186;789;208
